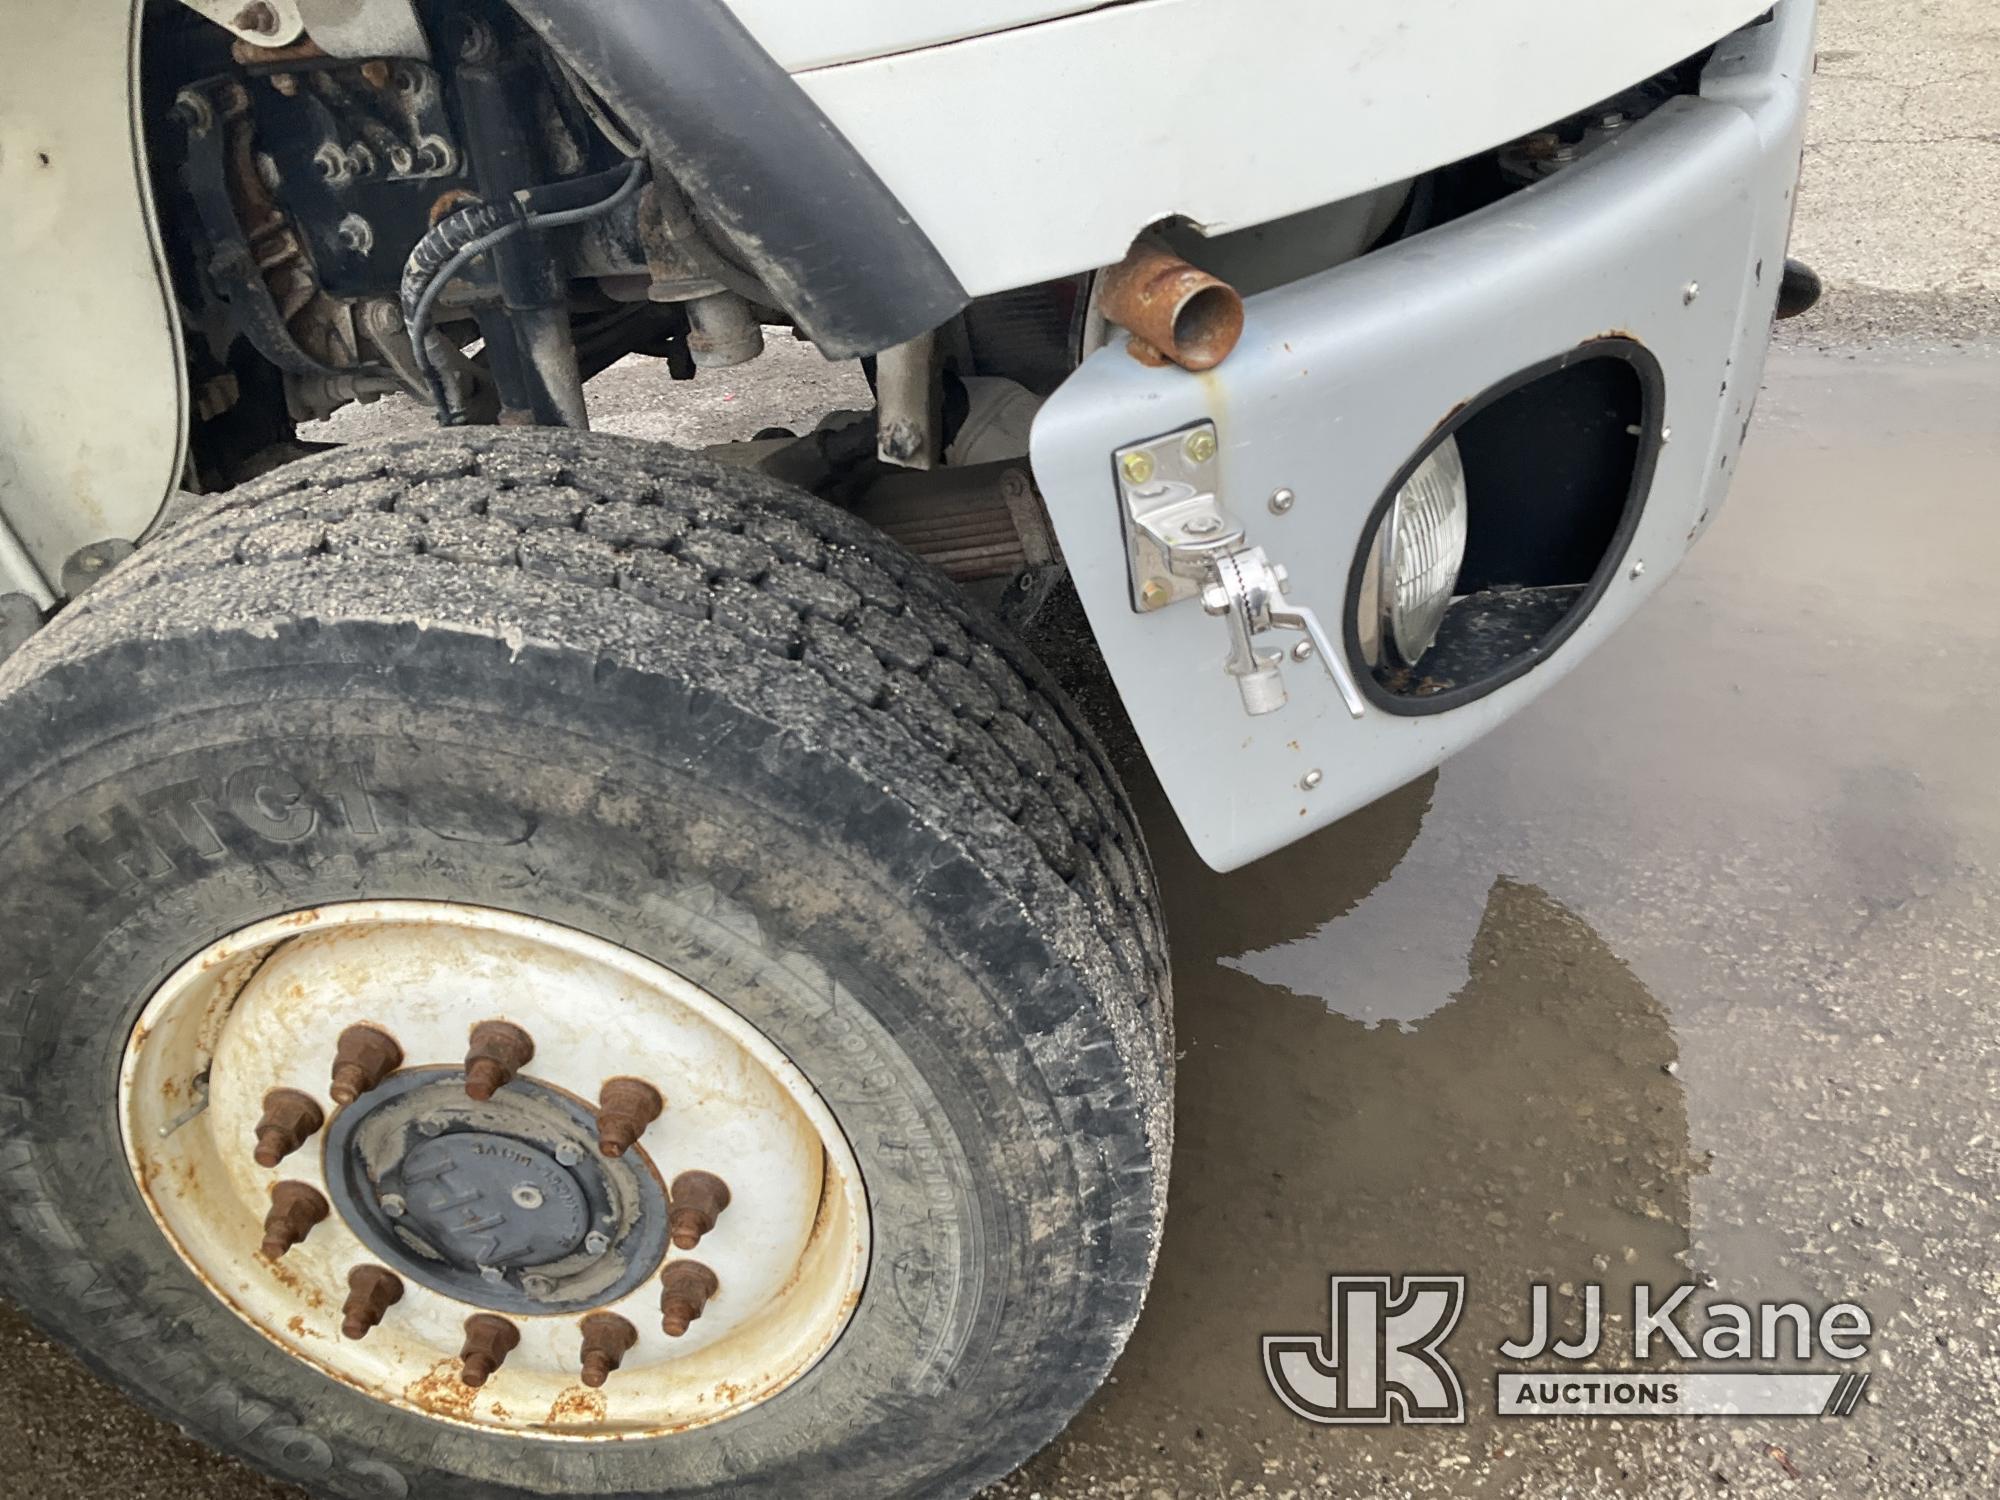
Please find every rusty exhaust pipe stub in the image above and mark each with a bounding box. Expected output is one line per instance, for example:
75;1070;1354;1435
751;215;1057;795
667;1170;732;1250
578;1312;640;1388
342;1265;405;1340
595;1077;664;1158
329;1024;404;1106
459;1314;522;1387
252;1088;325;1168
1098;240;1246;372
463;1020;535;1101
659;1260;720;1337
261;1181;330;1259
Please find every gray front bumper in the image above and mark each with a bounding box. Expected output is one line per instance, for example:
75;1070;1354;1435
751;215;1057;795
1029;1;1814;871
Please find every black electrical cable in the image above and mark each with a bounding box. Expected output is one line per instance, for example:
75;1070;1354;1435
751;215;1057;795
401;158;648;425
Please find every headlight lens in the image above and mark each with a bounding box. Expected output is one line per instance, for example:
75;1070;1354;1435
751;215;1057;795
1363;435;1469;667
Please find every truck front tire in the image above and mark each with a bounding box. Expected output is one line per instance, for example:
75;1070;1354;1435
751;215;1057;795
0;431;1170;1499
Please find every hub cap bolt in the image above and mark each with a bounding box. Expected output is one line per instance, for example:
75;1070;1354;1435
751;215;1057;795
252;1088;324;1168
668;1171;732;1250
584;1231;610;1256
479;1266;505;1285
554;1143;582;1167
520;1274;555;1299
459;1314;521;1387
380;1193;406;1218
595;1078;664;1158
341;1265;404;1340
261;1181;330;1259
463;1021;534;1101
329;1024;403;1105
659;1260;719;1337
579;1312;639;1388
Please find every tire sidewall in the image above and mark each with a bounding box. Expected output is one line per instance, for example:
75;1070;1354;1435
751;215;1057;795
0;620;1140;1500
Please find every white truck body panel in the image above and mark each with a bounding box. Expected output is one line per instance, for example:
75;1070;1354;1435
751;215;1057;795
726;0;1112;71
0;1;185;600
786;0;1778;294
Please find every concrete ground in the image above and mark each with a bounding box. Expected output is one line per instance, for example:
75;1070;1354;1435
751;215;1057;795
3;1;1997;1496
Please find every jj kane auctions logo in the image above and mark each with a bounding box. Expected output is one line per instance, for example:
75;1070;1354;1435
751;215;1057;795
1265;1277;1873;1423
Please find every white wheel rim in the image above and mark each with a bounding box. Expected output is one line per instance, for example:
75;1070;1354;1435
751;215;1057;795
119;901;870;1438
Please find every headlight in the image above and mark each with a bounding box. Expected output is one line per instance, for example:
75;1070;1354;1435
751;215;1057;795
1358;435;1469;668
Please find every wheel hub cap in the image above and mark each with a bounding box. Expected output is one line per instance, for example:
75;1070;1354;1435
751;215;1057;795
325;1071;670;1316
118;902;869;1437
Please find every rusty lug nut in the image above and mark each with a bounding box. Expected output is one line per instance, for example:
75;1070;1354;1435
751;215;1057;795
330;1024;404;1105
463;1021;534;1101
459;1314;521;1387
595;1078;664;1158
261;1181;330;1259
667;1170;732;1250
578;1312;639;1388
253;1088;325;1168
341;1265;404;1340
658;1261;719;1337
233;2;280;36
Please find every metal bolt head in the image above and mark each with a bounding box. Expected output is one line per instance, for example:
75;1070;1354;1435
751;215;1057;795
1140;579;1173;611
233;1;280;35
1119;451;1155;486
479;1265;505;1285
464;1020;534;1101
1291;639;1315;663
380;1193;407;1218
580;1312;639;1388
511;1184;545;1210
596;1077;664;1158
520;1274;556;1299
659;1260;720;1337
330;1024;402;1105
1300;769;1324;791
261;1181;330;1259
1269;487;1296;515
1183;514;1223;537
1183;429;1218;465
459;1314;521;1387
667;1170;732;1251
554;1142;583;1167
584;1231;611;1256
417;1119;445;1138
335;214;375;256
253;1088;324;1169
342;1266;404;1341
